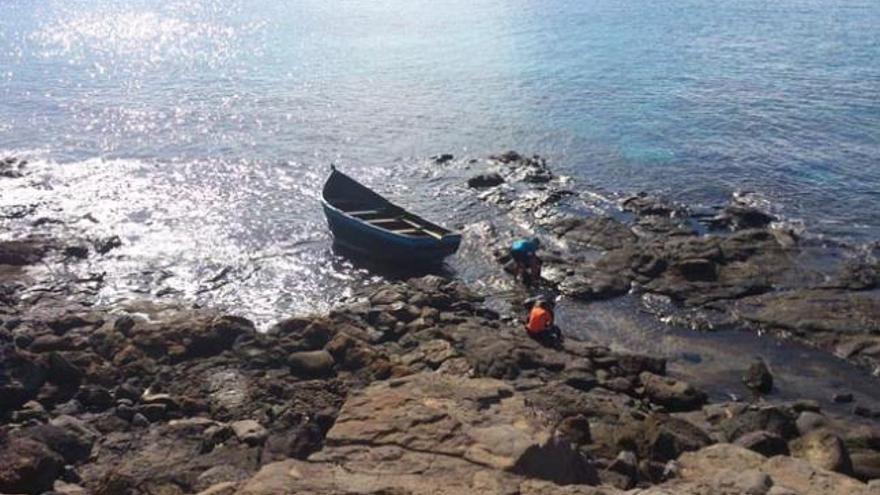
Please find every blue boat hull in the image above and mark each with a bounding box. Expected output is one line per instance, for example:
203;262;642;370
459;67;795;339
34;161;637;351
322;202;461;264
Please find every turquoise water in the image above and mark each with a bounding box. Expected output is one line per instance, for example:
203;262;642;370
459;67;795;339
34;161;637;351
2;0;879;240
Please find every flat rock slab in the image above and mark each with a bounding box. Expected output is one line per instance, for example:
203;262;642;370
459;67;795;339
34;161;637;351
317;372;596;485
231;372;602;493
234;372;613;493
663;443;874;495
735;289;880;336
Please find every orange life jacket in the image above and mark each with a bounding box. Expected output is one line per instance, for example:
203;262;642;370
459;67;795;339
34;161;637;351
526;306;553;335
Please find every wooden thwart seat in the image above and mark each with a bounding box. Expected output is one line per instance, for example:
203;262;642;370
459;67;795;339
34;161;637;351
360;214;446;240
400;218;443;239
346;209;382;217
367;218;400;224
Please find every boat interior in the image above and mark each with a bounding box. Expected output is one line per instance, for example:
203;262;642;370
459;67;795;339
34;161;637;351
331;200;448;239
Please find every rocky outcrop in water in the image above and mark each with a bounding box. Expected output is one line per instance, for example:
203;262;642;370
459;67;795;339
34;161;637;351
471;151;880;374
0;156;27;178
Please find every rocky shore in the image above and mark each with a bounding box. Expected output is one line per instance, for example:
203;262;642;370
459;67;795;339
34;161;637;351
469;151;879;375
2;152;880;494
1;246;880;494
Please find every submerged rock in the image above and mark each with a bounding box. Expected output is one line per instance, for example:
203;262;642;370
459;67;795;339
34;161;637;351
743;358;774;395
0;238;51;266
467;172;505;188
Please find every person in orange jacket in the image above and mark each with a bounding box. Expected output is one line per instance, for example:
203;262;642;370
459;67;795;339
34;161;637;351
525;299;562;346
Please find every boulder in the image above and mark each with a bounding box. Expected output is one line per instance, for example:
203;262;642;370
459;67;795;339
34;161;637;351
28;415;98;463
850;449;880;481
735;431;790;457
29;334;72;353
646;415;713;462
789;429;853;475
795;411;828;435
639;372;707;412
0;238;49;265
267;317;311;336
231;420;268;446
711;205;776;231
720;406;798;442
11;400;47;423
555;415;592;445
467;172;504;188
844;425;880;451
743;358;773;395
601;450;639;489
63;245;89;259
0;436;64;494
287;350;335;377
94;235;122;255
762;454;868;495
0;349;47;414
432;153;454;164
76;385;114;412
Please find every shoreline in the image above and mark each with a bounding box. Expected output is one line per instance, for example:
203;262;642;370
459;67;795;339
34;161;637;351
2;152;880;493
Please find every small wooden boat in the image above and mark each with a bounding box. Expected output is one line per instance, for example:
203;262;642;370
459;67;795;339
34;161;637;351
321;165;462;264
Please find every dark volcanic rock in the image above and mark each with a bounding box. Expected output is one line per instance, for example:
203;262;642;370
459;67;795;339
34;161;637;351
287;350;336;377
710;205;776;231
0;238;50;265
646;415;712;462
0;348;47;414
639;372;707;412
735;289;880;370
93;236;123;255
742;358;773;395
490;150;522;163
546;215;637;251
735;430;790;457
621;193;682;217
0;436;64;494
720;406;798;442
63;245;90;259
850;449;880;482
26;418;97;464
432;153;454;164
735;289;880;337
467;172;504;188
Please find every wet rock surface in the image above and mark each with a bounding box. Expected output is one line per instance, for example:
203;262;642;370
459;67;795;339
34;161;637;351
4;261;879;493
470;151;880;375
2;152;880;494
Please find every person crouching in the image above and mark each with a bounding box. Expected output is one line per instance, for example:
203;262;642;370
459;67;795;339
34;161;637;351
510;237;542;286
525;299;563;347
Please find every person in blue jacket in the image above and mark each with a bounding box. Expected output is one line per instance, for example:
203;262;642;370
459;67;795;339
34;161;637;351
510;237;542;286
